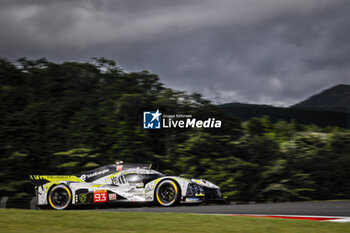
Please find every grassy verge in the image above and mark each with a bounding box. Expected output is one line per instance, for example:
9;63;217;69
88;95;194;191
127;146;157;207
0;209;349;233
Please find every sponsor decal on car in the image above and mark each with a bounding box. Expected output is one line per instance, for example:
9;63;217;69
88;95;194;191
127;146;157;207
80;169;110;181
186;197;200;202
108;193;117;201
93;190;107;203
79;193;88;203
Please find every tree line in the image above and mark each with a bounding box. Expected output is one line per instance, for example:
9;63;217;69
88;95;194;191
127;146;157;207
0;58;349;202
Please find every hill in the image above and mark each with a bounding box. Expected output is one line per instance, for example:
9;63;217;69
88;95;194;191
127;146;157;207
291;84;350;111
220;102;348;128
220;84;350;128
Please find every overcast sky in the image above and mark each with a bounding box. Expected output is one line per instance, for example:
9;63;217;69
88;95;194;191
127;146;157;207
1;0;349;106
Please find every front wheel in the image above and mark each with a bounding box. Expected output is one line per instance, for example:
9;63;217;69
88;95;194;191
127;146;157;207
48;184;72;210
155;180;180;207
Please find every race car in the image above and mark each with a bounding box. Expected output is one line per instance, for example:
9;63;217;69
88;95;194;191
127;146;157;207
29;162;223;210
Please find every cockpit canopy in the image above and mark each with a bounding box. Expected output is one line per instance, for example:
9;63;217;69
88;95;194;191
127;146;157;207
124;172;164;184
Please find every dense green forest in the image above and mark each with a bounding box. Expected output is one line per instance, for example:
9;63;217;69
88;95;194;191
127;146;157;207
1;58;350;203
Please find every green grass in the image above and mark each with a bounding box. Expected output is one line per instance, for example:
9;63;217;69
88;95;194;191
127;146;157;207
0;209;349;233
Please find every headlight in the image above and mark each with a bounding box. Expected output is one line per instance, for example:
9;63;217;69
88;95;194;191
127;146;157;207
186;183;205;196
186;183;194;196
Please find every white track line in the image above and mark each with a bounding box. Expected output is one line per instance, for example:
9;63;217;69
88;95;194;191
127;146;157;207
200;214;350;222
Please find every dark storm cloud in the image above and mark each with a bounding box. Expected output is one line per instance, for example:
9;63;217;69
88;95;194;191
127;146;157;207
0;0;349;106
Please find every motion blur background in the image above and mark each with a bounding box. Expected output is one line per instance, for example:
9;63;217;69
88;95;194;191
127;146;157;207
1;58;349;206
0;0;350;207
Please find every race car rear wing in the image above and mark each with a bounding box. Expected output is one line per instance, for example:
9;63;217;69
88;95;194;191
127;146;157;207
29;175;84;186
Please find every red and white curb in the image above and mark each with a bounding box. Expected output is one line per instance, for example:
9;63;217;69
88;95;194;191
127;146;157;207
208;214;350;222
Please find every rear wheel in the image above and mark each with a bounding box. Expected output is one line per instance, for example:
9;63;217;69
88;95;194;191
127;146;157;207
155;180;180;207
48;184;72;210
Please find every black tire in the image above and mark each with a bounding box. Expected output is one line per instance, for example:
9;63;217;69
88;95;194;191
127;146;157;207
155;180;180;207
48;184;72;210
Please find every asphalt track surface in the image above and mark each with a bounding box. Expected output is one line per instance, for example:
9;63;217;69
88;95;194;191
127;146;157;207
95;201;350;217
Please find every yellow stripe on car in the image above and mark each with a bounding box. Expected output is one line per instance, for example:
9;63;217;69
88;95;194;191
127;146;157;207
107;172;120;179
153;178;160;185
30;175;84;182
44;182;60;193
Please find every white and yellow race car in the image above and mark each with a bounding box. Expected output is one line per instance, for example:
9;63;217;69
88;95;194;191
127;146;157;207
29;162;222;210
